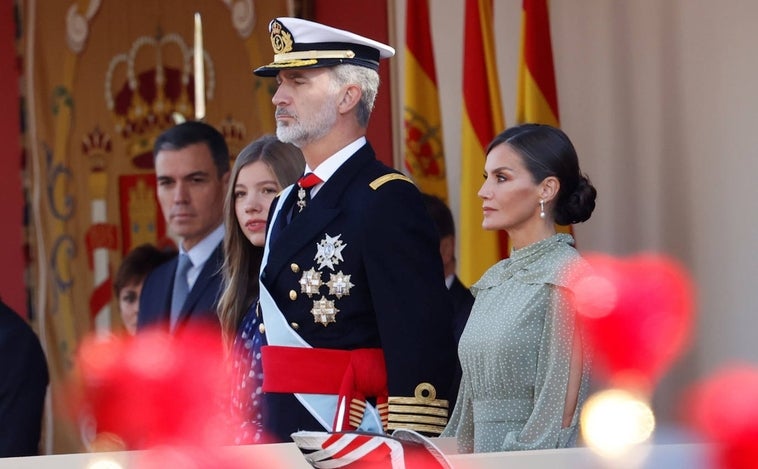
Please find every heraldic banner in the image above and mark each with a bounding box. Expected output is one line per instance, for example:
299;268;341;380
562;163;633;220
19;0;302;453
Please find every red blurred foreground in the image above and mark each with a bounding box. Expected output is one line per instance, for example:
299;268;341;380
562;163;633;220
687;366;758;469
568;253;695;391
68;326;232;450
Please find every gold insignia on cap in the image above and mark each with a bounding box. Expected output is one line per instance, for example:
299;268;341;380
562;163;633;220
265;59;318;69
270;20;294;54
387;383;449;435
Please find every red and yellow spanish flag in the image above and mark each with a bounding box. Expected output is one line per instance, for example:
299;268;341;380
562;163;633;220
459;0;507;286
517;0;572;234
516;0;559;126
403;0;448;201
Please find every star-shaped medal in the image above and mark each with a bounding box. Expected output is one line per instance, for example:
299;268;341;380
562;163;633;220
327;271;354;298
311;297;339;326
299;268;323;297
314;233;346;270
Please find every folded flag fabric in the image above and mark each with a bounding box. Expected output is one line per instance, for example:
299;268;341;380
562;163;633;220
291;429;451;469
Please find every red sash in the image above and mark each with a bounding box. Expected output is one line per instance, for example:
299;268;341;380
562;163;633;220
261;345;388;431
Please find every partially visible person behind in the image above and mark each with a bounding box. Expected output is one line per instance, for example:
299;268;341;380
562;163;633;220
421;193;474;413
114;243;176;335
0;299;48;457
217;134;304;444
137;121;230;335
442;123;597;452
420;193;474;345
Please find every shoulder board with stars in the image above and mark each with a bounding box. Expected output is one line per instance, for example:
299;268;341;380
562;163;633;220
369;173;414;190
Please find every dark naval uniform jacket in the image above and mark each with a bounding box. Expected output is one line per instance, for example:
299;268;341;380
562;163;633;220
137;243;223;334
260;142;457;442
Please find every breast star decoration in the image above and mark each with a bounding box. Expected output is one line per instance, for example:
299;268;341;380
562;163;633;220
299;268;323;297
311;297;340;326
327;271;354;298
314;233;346;270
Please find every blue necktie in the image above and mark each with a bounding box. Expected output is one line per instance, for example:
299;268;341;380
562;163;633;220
170;253;192;329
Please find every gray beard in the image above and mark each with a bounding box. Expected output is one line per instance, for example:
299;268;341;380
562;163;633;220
276;100;339;148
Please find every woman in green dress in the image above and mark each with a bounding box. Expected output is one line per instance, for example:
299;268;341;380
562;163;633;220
442;123;597;452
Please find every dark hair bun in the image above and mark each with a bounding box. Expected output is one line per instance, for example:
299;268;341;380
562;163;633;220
555;175;596;225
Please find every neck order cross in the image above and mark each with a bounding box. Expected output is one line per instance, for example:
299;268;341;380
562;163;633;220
296;173;323;212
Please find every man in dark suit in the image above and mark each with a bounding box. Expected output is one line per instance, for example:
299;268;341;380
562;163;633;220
253;17;457;442
420;193;475;412
0;299;48;457
137;121;229;334
420;193;474;345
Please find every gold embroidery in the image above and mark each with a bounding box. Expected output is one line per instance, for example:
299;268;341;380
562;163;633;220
274;50;355;62
369;173;415;190
387;404;448;417
388;415;448;428
270;20;293;54
386;421;446;435
387;383;449;434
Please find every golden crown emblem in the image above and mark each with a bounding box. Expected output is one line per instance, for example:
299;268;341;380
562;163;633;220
270;20;294;54
105;33;216;168
82;126;113;172
219;116;247;162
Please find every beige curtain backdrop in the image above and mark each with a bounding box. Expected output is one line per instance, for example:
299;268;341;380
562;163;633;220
394;0;758;427
22;0;295;453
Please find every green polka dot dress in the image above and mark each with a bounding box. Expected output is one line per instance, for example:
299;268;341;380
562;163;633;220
441;234;592;453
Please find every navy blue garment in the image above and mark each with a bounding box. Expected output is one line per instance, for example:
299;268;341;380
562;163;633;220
229;300;266;444
260;142;457;442
0;300;48;457
137;243;223;334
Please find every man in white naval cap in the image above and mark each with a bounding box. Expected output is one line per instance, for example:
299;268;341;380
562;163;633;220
251;17;457;443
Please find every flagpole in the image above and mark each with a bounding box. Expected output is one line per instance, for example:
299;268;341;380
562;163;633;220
194;12;205;121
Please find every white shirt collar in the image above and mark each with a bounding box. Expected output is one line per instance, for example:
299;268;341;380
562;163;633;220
306;136;366;198
179;224;224;288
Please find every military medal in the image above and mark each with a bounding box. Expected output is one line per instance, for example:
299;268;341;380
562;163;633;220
299;268;323;297
315;233;346;270
296;173;322;212
327;271;354;298
297;186;307;212
311;297;339;326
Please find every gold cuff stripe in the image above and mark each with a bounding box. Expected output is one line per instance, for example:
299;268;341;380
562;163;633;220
388;396;449;409
388;414;448;427
370;173;415;190
388;404;449;418
387;422;446;435
274;50;356;62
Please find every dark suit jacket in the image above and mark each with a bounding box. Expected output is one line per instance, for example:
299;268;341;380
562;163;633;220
261;143;457;441
0;300;48;457
449;275;474;346
447;275;474;411
137;242;223;334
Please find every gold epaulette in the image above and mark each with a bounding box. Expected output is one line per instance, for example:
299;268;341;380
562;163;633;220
369;173;414;190
387;383;449;435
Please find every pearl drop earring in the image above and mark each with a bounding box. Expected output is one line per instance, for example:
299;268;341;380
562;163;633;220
539;200;546;219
